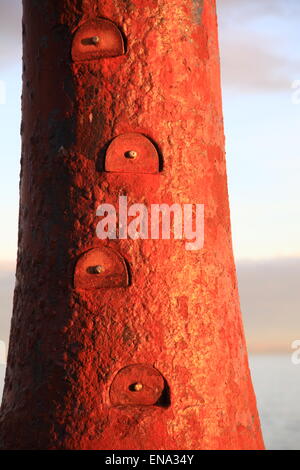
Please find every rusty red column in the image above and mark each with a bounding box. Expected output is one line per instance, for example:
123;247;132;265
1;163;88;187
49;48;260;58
0;0;264;450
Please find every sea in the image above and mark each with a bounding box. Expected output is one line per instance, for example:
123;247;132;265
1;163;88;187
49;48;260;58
0;354;299;450
249;354;300;450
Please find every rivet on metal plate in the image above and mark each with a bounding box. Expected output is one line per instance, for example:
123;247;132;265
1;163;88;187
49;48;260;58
72;19;125;62
109;364;166;406
74;247;129;290
105;133;160;174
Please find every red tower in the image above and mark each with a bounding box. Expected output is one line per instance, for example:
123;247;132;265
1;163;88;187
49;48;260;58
0;0;264;450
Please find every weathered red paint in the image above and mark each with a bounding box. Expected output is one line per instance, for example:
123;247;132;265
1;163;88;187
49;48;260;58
0;0;264;450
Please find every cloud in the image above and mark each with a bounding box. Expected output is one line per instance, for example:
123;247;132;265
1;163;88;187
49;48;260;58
219;0;300;21
219;35;295;92
0;0;22;72
0;261;15;347
0;365;5;401
217;0;300;92
0;341;6;365
237;258;300;353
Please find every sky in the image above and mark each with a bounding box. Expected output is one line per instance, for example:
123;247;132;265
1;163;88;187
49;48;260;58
218;0;300;260
0;0;299;354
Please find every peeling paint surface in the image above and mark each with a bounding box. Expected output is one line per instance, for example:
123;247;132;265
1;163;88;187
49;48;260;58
0;0;264;450
192;0;204;24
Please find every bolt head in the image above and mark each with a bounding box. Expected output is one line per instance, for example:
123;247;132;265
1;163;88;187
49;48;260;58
133;383;143;392
93;265;103;274
126;150;138;159
91;36;100;45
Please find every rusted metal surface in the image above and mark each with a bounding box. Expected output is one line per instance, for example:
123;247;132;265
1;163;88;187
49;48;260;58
0;0;264;450
109;365;165;406
105;133;160;174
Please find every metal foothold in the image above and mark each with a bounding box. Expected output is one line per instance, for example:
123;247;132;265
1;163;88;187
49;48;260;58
109;364;165;406
105;133;160;174
72;19;125;61
74;247;129;290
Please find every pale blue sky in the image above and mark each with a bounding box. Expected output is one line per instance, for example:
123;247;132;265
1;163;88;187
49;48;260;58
0;0;299;261
218;0;300;259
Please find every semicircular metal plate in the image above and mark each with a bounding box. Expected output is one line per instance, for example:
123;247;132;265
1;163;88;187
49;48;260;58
74;247;129;289
109;364;165;406
72;19;125;61
105;133;160;174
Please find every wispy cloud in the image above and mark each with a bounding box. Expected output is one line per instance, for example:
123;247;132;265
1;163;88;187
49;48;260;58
219;0;300;21
237;258;300;353
0;261;15;346
218;0;300;91
0;0;22;72
219;35;296;91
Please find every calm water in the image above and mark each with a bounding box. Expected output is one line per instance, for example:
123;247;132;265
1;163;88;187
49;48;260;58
249;354;300;450
0;355;299;449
